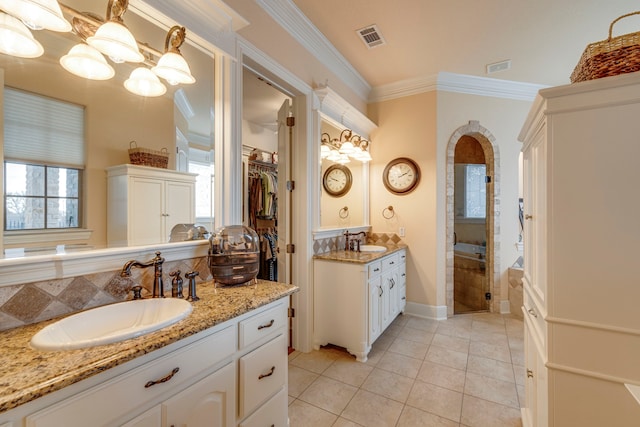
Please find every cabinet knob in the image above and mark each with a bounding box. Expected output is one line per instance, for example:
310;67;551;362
527;369;534;378
525;214;533;220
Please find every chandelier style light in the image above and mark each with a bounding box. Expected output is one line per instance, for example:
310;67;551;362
0;0;195;97
321;129;372;164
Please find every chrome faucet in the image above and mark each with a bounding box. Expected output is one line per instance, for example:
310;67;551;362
121;251;165;298
344;230;367;251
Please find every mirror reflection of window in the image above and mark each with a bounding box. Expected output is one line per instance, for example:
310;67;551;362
3;88;84;231
188;147;214;224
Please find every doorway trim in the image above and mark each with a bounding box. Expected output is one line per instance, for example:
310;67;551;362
446;120;501;316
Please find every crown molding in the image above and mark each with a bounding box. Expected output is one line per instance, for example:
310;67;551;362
314;85;377;137
255;0;371;103
369;72;549;103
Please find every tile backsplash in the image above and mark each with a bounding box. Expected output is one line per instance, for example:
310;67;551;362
0;256;211;332
312;232;402;255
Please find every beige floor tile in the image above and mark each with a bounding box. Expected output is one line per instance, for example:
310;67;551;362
406;381;463;423
341;389;404;427
463;372;519;408
397;405;460;427
361;367;415;403
384;322;403;337
468;340;512;363
431;333;470;354
426;345;469;371
405;316;439;332
288;399;338;427
288;365;320;397
291;348;342;373
388;337;429;359
299;376;358;415
466;354;515;383
332;417;363;427
417;361;466;393
398;326;434;345
372;332;395;351
435;323;472;340
364;344;385;366
376;351;423;378
460;395;523;427
323;357;374;387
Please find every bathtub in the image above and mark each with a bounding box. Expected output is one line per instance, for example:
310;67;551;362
454;242;486;261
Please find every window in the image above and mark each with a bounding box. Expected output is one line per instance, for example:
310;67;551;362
3;87;85;231
454;163;486;219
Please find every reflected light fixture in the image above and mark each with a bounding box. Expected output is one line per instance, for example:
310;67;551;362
321;129;372;163
0;0;71;31
152;26;196;85
125;67;166;97
86;0;144;64
60;43;115;80
0;11;44;58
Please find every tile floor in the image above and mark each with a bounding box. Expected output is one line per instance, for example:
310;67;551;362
288;312;524;427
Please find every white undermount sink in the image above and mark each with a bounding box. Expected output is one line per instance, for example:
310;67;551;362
30;298;193;351
359;245;387;252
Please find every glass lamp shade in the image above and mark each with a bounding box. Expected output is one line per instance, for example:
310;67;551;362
152;51;195;85
336;153;351;164
358;150;372;162
124;67;167;97
60;44;115;80
0;0;71;32
320;144;330;159
0;12;44;58
339;140;356;154
326;148;341;162
87;21;143;64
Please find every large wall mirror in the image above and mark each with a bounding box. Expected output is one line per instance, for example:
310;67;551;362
0;0;215;258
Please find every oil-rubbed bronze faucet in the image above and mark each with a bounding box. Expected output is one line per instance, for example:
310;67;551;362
343;231;367;251
121;251;165;298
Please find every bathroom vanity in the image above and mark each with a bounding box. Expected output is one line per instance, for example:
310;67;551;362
0;281;297;427
313;245;406;361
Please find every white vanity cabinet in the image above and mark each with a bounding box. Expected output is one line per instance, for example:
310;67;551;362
314;249;406;362
2;298;289;427
518;73;640;426
107;164;196;247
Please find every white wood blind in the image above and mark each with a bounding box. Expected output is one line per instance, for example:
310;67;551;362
4;87;85;167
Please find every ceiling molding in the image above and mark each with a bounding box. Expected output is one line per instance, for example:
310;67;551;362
314;85;377;136
369;72;549;103
255;0;371;103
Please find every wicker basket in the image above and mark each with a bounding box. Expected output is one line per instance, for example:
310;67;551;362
128;140;169;168
571;11;640;83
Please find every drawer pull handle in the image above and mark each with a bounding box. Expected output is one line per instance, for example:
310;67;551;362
525;214;533;220
259;366;276;380
527;369;534;378
374;267;380;272
378;286;383;297
389;261;395;265
390;279;395;289
258;319;275;330
145;367;179;388
527;307;538;318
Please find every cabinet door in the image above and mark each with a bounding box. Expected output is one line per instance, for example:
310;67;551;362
386;270;399;324
368;277;382;343
163;362;236;427
397;260;407;314
523;130;547;303
121;406;161;427
164;180;195;240
130;177;165;246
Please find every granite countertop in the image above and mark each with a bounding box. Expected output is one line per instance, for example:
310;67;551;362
313;243;407;264
0;280;298;414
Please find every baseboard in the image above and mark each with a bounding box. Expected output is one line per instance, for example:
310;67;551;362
405;302;448;320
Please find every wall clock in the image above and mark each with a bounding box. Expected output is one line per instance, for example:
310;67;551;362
322;164;352;197
383;157;420;195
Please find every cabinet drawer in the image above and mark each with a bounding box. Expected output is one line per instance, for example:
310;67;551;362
239;386;287;427
239;302;287;349
26;326;236;427
382;253;399;271
239;334;286;418
398;250;407;264
368;260;382;278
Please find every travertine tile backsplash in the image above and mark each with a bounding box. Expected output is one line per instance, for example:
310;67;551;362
0;256;211;332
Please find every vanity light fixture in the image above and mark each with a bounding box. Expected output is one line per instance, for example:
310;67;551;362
60;43;115;80
0;11;44;58
321;129;372;163
124;66;167;97
0;0;71;32
86;0;144;64
152;26;196;85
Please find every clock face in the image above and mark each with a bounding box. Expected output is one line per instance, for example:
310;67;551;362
323;164;352;197
383;157;420;195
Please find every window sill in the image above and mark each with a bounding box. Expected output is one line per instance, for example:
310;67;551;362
4;229;93;246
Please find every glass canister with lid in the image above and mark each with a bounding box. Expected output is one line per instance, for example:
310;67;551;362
208;225;260;286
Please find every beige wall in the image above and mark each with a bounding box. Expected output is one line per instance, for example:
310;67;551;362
368;91;438;307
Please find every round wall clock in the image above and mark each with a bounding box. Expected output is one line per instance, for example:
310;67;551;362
383;157;421;195
322;164;352;197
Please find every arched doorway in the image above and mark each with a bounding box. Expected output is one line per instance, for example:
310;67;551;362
446;121;501;316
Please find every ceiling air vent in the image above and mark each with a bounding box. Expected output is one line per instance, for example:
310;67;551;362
356;24;386;49
486;59;511;74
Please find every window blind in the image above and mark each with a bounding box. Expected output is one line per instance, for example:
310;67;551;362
4;87;85;167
